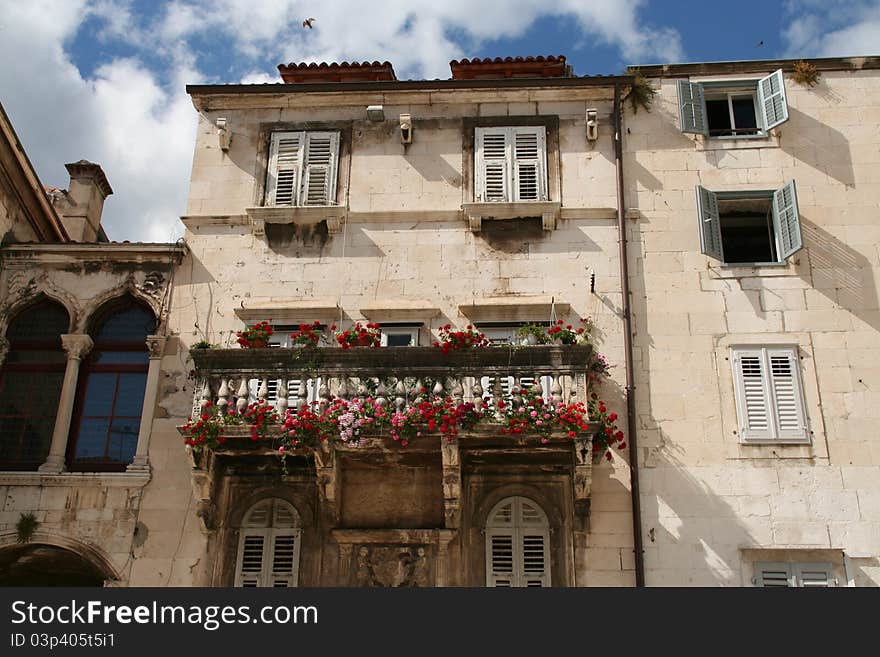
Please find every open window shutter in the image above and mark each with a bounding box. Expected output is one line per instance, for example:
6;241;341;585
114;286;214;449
267;132;304;206
487;530;515;587
475;128;509;202
521;531;550;587
733;348;773;441
754;562;793;587
235;533;268;587
772;180;803;260
678;80;708;135
301;132;339;205
757;69;789;130
695;185;723;261
794;563;834;587
512;127;546;201
767;348;808;442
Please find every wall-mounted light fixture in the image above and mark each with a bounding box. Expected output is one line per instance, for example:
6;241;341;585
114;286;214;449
366;105;385;121
216;117;231;151
399;113;412;144
586;109;598;142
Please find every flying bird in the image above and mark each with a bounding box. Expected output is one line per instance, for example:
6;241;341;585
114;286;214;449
303;18;316;29
756;40;764;47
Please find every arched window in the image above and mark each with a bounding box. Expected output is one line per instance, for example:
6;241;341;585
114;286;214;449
485;496;551;587
0;299;69;470
68;298;156;471
234;499;302;587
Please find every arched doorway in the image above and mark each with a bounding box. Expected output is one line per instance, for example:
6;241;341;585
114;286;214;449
0;543;108;586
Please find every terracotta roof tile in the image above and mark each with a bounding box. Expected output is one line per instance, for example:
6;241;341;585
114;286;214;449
278;60;397;83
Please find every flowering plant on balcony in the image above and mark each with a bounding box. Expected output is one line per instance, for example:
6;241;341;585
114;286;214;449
280;397;389;449
332;322;381;349
289;321;323;347
515;323;550;345
389;398;484;446
433;324;489;354
588;393;626;460
181;400;278;449
547;317;593;344
236;321;273;348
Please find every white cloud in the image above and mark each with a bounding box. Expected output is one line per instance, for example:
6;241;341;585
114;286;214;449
783;1;880;57
0;0;683;241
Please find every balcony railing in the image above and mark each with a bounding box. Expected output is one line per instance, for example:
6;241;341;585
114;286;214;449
189;344;595;417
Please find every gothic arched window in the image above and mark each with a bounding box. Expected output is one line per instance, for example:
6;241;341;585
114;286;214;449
68;298;155;470
0;299;69;470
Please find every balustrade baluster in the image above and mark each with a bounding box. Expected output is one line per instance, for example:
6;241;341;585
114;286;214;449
492;377;503;418
531;373;543;399
433;379;445;399
198;379;212;417
394;378;406;411
236;379;248;414
375;380;388;408
257;378;269;402
217;379;230;411
318;379;331;407
551;374;563;406
413;378;425;405
511;382;523;408
276;377;288;415
472;379;485;411
356;379;368;404
451;377;464;406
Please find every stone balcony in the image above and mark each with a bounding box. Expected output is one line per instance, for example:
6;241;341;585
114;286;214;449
186;345;599;531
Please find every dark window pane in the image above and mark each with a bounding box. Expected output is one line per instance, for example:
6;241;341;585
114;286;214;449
81;373;117;416
19;416;55;461
731;96;758;132
93;351;149;365
0;418;25;458
73;418;110;459
107;419;140;463
7;300;69;342
706;99;732;135
93;305;156;342
720;213;777;263
115;373;147;416
386;333;413;347
5;350;66;364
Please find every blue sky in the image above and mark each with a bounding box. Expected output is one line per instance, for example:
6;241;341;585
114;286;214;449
1;0;878;241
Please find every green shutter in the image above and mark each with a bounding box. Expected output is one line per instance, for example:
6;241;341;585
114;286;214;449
772;180;803;260
695;185;723;261
678;80;707;135
755;562;794;587
757;69;789;130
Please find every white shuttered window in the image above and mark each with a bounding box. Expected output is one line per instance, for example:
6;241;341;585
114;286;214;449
754;562;835;587
731;346;809;443
486;496;551;587
266;131;339;206
475;127;547;203
234;499;302;587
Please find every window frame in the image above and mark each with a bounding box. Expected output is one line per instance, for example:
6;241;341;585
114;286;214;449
703;88;765;139
265;130;340;207
234;498;302;588
379;325;420;347
753;561;836;587
730;345;810;444
695;182;803;266
485;496;551;587
474;126;548;203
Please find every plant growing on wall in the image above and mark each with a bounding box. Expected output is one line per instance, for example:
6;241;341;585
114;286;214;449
791;60;821;87
624;71;656;113
16;512;39;543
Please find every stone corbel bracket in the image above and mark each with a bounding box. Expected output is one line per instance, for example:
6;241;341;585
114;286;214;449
440;437;461;529
573;436;593;529
462;201;562;233
313;443;339;525
246;206;348;237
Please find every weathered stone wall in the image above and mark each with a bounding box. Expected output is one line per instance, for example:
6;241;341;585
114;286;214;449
625;68;880;585
144;87;637;586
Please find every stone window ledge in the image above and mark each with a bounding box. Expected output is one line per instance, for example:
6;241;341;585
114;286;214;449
246;205;347;236
707;259;800;280
0;471;151;488
462;201;561;232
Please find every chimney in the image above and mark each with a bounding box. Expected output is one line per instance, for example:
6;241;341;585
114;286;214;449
52;160;113;242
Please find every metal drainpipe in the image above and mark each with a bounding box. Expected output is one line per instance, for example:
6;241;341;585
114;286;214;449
613;82;645;587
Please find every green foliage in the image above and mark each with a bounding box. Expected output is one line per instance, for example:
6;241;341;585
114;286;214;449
16;512;39;543
791;61;821;88
625;72;656;113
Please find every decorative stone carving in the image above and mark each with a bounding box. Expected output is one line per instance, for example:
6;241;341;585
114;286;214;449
440;437;461;528
573;437;593;523
137;271;166;300
353;545;433;587
195;498;217;530
145;335;167;359
61;334;94;360
313;445;339;524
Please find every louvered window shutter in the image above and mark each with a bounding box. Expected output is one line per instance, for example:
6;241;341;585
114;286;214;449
695;185;723;261
766;348;809;441
757;69;789;131
754;562;794;587
794;563;835;587
475;128;510;202
486;496;551;587
733;348;773;441
235;499;301;588
512;127;546;202
301;132;339;205
267;132;304;206
678;80;708;135
772;180;803;260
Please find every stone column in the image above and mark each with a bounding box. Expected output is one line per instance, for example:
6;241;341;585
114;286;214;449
127;335;167;473
39;334;93;473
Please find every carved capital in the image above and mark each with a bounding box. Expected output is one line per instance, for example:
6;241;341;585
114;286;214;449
61;334;93;360
145;335;167;359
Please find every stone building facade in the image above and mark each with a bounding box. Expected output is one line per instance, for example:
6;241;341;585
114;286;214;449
0;101;184;585
2;54;879;588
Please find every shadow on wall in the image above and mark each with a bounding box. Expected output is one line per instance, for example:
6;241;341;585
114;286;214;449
780;107;855;188
801;218;879;331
